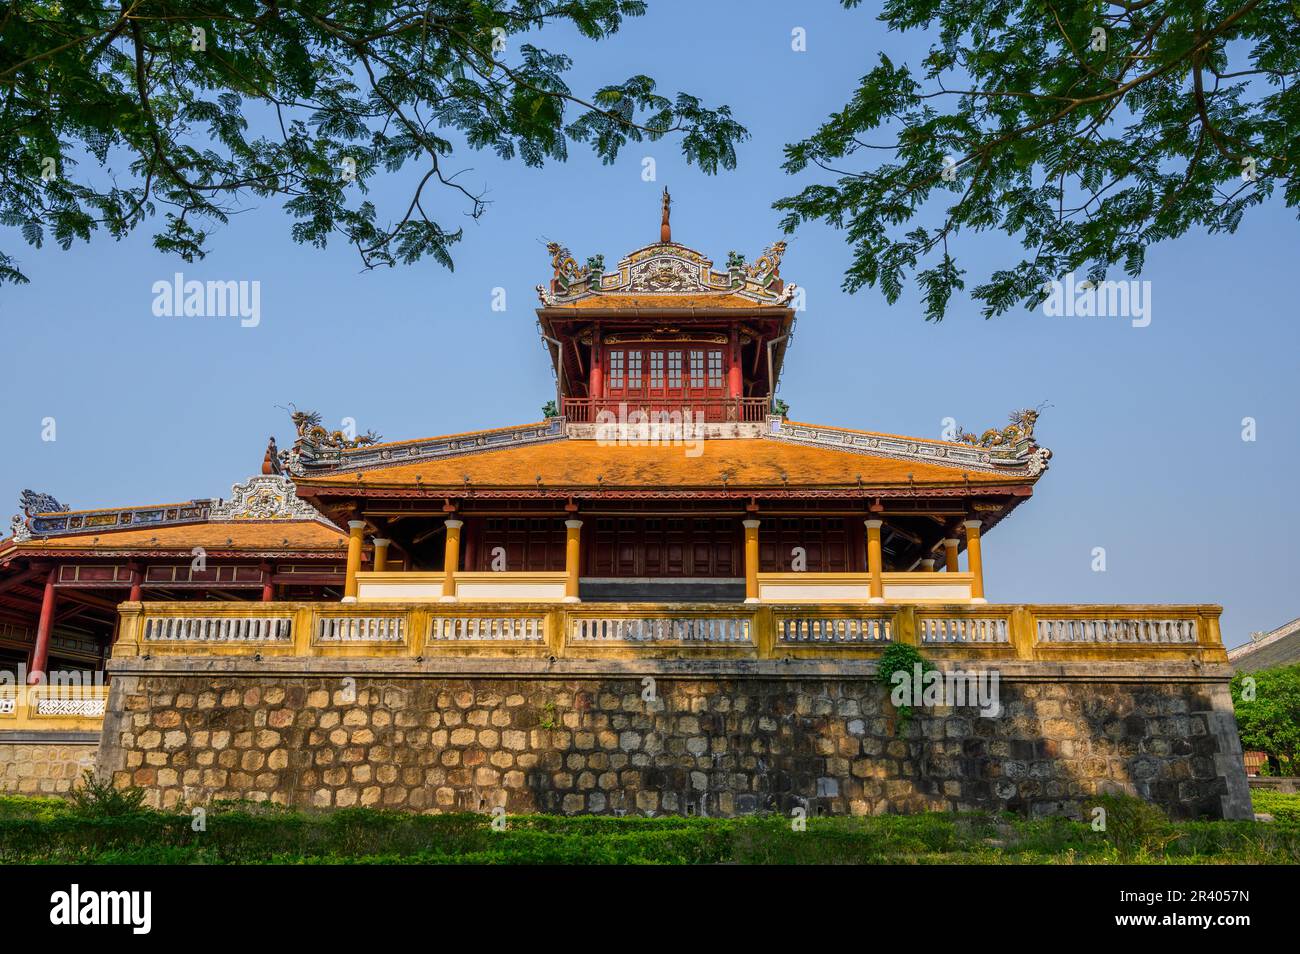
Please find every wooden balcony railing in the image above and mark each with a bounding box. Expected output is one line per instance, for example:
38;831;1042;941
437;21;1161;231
113;601;1229;665
561;397;770;424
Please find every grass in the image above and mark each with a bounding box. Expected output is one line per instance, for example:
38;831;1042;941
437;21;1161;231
0;791;1296;865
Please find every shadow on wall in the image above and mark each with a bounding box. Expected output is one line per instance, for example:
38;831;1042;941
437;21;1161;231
95;674;1251;820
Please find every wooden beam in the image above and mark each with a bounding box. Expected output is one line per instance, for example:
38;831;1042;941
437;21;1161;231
0;565;44;597
57;590;121;612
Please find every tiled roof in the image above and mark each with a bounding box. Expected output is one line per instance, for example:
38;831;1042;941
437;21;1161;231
1229;617;1300;672
296;435;1027;490
4;520;346;553
544;292;786;311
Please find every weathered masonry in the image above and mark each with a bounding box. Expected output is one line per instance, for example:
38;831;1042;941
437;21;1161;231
4;196;1252;819
95;602;1251;820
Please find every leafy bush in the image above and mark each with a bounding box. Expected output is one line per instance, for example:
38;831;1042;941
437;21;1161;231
1232;665;1300;775
67;771;146;818
1088;794;1178;858
876;642;936;735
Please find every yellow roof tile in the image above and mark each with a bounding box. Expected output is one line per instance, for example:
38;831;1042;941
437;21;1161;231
299;437;1022;490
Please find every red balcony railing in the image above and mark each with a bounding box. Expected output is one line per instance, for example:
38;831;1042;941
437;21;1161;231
561;397;770;424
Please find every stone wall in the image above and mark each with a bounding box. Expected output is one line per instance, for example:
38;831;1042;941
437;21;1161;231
0;734;99;796
96;660;1253;820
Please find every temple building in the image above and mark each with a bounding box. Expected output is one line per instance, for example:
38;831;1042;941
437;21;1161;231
283;192;1049;610
0;195;1248;822
1;196;1066;674
1;476;346;680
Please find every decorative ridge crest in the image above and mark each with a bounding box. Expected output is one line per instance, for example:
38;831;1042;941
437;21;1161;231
766;417;1051;478
9;490;69;542
536;238;796;307
9;476;334;542
210;475;332;524
291;418;567;478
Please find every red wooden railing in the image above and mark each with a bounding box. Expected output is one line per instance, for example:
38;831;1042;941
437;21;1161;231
561;397;770;424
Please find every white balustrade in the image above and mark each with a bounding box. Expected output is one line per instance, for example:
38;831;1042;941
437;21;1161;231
919;616;1009;644
1036;617;1198;644
142;616;293;642
570;616;751;643
775;616;891;644
429;616;546;641
317;616;406;643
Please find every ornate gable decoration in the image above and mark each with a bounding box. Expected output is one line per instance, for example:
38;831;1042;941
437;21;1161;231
5;475;331;543
768;415;1052;478
210;475;327;523
9;490;70;542
536;240;796;307
290;418;566;478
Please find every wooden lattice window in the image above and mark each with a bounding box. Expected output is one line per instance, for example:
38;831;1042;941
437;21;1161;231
707;350;724;388
609;350;625;389
689;350;705;388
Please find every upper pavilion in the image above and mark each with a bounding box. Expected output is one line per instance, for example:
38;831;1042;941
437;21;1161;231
535;188;795;424
279;193;1051;606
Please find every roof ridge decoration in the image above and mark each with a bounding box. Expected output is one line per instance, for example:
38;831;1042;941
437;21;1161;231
956;407;1043;449
535;237;796;307
290;418;567;477
9;475;335;542
9;490;69;541
767;416;1052;478
209;475;331;524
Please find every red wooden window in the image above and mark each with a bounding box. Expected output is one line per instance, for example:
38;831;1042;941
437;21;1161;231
707;351;724;388
609;350;625;389
604;346;726;400
759;517;854;573
589;517;739;578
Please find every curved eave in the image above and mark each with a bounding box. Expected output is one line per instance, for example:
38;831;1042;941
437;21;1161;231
1;545;348;560
538;305;794;319
297;482;1035;499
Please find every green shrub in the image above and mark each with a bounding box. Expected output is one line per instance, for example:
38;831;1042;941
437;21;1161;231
1087;794;1177;858
67;771;146;818
876;642;935;735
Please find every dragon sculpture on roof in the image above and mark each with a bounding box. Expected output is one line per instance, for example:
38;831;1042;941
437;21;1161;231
288;408;381;450
956;408;1042;449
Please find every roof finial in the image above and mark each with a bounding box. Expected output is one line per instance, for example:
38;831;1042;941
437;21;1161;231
660;187;671;244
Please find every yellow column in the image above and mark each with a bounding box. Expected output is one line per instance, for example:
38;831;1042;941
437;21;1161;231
441;518;463;601
343;520;366;602
964;519;986;603
372;537;390;573
742;519;761;604
920;558;936;572
865;519;884;603
564;520;583;602
943;537;960;573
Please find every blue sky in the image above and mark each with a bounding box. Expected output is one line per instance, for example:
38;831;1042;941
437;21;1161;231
2;3;1296;646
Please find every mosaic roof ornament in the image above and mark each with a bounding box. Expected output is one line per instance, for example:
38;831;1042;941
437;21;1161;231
211;475;327;523
956;408;1042;449
288;407;381;450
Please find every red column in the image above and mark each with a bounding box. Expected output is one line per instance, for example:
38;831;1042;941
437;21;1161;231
589;326;604;405
28;568;56;685
727;326;742;399
261;562;275;601
128;561;143;601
